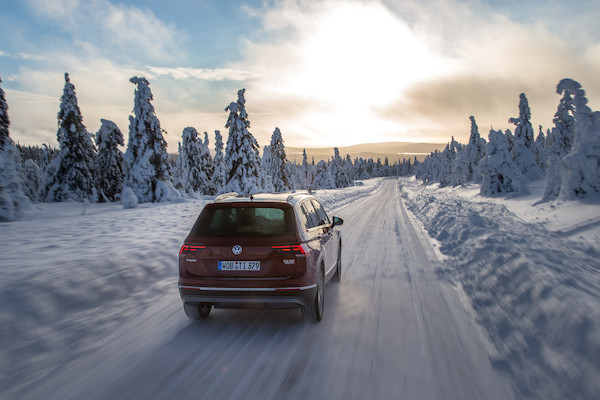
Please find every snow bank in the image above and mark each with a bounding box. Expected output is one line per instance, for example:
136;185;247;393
400;176;600;400
0;198;207;394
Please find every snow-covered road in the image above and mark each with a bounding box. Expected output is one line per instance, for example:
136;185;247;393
4;180;512;399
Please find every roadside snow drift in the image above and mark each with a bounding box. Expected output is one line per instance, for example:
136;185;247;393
401;177;600;400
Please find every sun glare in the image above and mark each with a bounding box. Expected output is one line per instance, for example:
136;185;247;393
276;2;450;145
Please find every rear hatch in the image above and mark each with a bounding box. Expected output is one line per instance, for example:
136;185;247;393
181;236;304;278
181;203;304;279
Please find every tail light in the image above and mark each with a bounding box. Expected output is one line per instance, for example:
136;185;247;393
272;244;307;255
180;244;206;254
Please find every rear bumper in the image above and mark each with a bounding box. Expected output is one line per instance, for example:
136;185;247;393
179;284;317;309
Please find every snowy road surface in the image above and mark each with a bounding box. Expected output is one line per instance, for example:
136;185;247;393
7;180;512;399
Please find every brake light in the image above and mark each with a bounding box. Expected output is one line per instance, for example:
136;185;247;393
180;244;206;254
272;244;307;255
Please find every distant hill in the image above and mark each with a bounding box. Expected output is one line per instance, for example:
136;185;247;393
286;142;445;164
170;141;445;164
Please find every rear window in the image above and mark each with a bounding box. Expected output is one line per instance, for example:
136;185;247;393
190;205;296;237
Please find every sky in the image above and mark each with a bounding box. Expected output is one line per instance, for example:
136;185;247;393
1;0;599;150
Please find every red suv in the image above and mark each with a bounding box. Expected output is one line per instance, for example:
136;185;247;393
178;192;343;322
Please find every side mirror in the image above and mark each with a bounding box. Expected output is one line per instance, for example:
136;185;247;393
332;216;344;227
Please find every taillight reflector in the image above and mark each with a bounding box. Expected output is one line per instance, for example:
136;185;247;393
180;244;206;254
272;244;306;255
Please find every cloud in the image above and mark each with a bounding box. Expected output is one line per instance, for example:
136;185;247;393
25;0;183;63
8;0;600;150
372;0;600;142
229;0;600;146
146;66;262;82
230;0;456;146
0;50;46;61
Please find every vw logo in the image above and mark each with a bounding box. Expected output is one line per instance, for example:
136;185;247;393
232;245;242;255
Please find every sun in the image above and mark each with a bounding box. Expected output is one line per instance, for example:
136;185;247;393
266;1;451;146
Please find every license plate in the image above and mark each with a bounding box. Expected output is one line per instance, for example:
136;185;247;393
218;261;260;271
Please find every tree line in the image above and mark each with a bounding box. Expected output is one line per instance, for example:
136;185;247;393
415;78;600;201
0;74;412;220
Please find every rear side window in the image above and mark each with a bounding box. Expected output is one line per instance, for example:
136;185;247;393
311;199;330;226
191;206;296;237
300;200;319;230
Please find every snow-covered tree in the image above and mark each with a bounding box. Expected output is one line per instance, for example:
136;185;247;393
260;144;275;192
509;93;543;180
0;76;29;220
262;127;291;192
534;125;547;171
124;77;173;203
558;79;600;199
200;132;215;194
39;144;58;174
431;137;461;187
41;73;96;203
300;149;315;190
330;147;352;188
543;81;578;200
450;118;485;186
354;157;369;180
313;160;335;189
0;76;10;145
450;116;485;186
223;89;262;195
288;161;302;190
467;116;487;180
480;129;528;196
344;154;356;180
22;159;41;202
93;119;124;202
211;130;227;192
175;127;203;194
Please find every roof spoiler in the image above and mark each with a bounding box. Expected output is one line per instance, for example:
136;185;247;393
214;192;239;202
286;191;310;202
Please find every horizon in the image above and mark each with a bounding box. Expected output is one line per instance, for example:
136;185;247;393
1;0;599;150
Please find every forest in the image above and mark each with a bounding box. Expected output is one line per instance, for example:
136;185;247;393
1;73;599;222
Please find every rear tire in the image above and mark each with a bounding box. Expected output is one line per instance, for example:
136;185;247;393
303;265;324;322
184;303;212;320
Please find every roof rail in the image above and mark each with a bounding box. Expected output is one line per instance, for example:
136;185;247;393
215;192;239;202
286;191;310;202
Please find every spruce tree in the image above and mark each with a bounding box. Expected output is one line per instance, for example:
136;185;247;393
313;160;335;189
212;130;227;193
509;93;542;180
558;79;600;199
175;127;204;194
344;154;355;181
94;119;124;202
199;132;215;194
0;77;8;147
480;130;528;196
0;76;29;220
223;89;262;195
534;125;547;171
543;81;577;200
450;117;486;186
330;147;352;187
41;73;96;202
23;159;41;202
264;127;291;192
301;149;315;190
124;77;172;203
260;144;275;192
